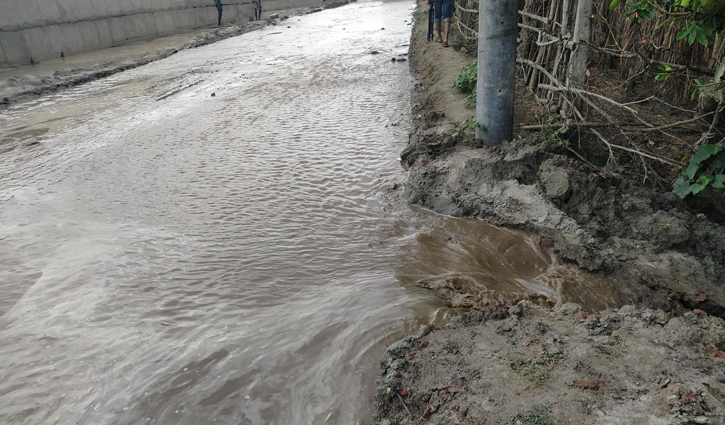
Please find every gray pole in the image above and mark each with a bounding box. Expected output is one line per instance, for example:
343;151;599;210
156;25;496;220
475;0;518;145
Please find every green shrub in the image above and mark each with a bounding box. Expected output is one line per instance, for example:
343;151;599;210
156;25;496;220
673;143;725;199
454;61;477;106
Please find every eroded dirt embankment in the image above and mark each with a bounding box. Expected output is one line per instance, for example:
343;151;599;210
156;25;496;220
399;0;725;313
373;2;725;423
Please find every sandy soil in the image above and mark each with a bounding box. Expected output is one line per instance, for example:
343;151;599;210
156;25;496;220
374;302;725;424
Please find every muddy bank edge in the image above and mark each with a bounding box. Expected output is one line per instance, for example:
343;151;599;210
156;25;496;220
399;0;725;312
370;2;725;423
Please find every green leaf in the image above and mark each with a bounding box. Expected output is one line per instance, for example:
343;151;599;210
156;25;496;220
673;177;693;198
711;158;725;168
690;183;707;195
713;90;725;103
701;143;722;156
696;185;713;198
702;144;723;155
698;175;711;186
697;31;709;46
716;151;725;162
691;88;698;101
690;147;713;165
677;28;690;40
712;174;725;189
689;30;697;45
609;0;623;9
686;163;700;179
641;8;655;20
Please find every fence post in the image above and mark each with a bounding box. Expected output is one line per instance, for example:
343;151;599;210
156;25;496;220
475;0;518;145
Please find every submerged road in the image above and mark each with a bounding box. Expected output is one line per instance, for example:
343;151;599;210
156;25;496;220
0;1;556;424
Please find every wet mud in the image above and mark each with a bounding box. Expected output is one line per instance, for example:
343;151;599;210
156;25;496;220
0;1;630;424
400;0;725;314
371;2;725;423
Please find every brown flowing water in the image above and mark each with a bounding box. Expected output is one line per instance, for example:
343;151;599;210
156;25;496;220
0;2;624;424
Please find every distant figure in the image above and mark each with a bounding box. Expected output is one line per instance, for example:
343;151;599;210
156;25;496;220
254;0;262;21
215;0;223;26
434;0;452;47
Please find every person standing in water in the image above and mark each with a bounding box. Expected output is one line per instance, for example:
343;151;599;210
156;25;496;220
214;0;223;26
254;0;262;21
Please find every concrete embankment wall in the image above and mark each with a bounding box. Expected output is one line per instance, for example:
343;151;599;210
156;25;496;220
0;0;321;67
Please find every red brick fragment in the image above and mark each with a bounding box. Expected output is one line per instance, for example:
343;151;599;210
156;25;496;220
580;381;598;389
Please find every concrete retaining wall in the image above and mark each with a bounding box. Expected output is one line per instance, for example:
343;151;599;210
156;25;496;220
0;0;321;67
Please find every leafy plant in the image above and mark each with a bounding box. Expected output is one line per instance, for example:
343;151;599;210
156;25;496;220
677;21;714;46
453;61;477;92
690;63;725;105
673;143;725;198
452;117;487;144
454;61;478;106
411;10;423;24
654;63;672;82
610;0;725;46
542;120;569;146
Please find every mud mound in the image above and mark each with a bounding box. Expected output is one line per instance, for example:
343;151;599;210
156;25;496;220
374;303;725;425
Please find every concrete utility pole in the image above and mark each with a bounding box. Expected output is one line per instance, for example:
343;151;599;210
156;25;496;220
568;0;593;100
476;0;519;146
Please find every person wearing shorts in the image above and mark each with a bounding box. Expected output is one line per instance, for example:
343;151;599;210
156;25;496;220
254;0;262;21
214;0;223;26
434;0;453;47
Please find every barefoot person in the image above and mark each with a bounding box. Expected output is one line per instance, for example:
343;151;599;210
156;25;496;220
214;0;223;26
254;0;262;21
434;0;452;47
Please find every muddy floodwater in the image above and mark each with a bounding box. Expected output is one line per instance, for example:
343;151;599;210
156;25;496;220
0;2;621;424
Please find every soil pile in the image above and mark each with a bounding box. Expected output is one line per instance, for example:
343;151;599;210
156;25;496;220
374;302;725;425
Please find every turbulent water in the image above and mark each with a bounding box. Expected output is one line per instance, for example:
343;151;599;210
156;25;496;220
0;2;619;424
